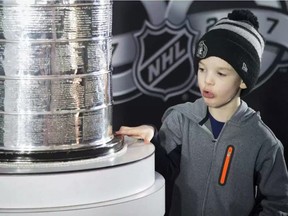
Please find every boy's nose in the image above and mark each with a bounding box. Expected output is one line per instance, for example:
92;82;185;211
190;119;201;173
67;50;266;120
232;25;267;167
205;73;214;85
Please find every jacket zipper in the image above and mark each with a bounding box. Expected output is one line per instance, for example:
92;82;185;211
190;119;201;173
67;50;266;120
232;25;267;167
201;123;232;215
200;124;219;216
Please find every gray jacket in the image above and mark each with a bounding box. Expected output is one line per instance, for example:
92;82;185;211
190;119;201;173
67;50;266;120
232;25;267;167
156;98;288;216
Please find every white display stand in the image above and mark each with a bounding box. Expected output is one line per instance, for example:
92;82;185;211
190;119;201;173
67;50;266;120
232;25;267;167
0;138;165;216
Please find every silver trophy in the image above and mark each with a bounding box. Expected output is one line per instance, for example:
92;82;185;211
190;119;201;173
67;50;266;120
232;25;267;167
0;3;165;215
0;0;123;162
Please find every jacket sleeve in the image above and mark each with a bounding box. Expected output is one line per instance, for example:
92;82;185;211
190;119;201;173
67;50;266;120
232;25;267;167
151;110;183;215
254;140;288;216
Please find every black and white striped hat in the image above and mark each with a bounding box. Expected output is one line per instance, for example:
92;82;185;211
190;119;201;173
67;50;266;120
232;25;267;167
194;9;265;96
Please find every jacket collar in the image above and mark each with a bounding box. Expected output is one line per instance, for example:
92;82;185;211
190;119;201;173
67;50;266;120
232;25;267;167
163;98;256;126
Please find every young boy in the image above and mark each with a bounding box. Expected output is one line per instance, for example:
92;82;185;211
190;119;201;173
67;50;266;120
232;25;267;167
116;9;288;216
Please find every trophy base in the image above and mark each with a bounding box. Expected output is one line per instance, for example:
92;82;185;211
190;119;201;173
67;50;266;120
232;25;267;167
0;140;165;216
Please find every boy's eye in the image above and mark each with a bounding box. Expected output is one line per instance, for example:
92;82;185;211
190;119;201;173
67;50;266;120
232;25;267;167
217;72;226;76
198;67;205;73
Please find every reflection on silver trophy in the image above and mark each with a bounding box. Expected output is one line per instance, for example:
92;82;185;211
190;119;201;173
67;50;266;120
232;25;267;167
0;0;122;160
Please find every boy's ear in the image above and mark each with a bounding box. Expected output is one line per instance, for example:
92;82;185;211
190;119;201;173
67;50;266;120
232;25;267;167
240;80;247;89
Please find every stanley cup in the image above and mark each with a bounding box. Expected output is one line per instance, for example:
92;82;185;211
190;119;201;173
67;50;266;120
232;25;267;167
0;0;122;161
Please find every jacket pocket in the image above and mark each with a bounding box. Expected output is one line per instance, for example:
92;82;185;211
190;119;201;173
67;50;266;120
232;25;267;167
219;145;234;186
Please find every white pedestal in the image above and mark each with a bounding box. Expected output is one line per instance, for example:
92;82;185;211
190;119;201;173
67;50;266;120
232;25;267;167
0;139;165;216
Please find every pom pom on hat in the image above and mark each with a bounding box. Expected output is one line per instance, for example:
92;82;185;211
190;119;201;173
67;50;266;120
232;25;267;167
194;9;265;96
228;9;259;29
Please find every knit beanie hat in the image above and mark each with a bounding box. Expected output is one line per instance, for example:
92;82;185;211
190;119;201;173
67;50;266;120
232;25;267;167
194;9;265;96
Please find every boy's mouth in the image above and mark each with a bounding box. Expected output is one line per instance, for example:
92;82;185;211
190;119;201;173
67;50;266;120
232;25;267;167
202;90;215;99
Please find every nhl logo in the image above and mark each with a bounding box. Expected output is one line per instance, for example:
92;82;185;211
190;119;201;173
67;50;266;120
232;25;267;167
133;20;199;101
196;40;208;59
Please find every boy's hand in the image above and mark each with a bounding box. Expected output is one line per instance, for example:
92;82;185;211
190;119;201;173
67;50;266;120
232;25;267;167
115;125;154;144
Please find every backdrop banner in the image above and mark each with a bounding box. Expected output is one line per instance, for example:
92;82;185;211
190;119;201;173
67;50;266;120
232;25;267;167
112;1;288;163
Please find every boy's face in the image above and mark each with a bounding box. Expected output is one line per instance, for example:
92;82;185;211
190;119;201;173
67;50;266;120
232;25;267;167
197;56;247;109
